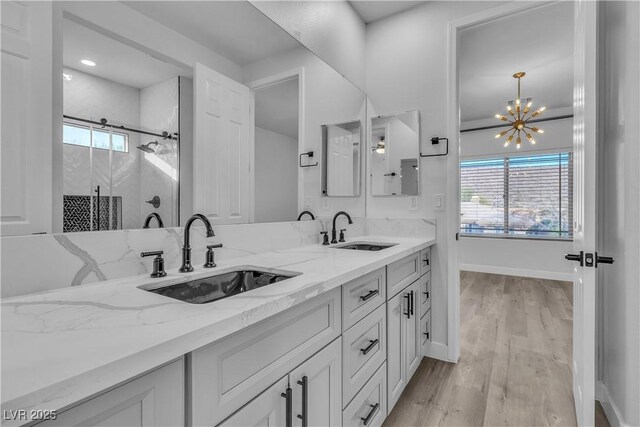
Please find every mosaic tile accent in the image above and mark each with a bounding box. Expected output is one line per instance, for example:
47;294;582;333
63;195;122;232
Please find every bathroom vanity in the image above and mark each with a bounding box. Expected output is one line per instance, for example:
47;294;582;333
1;237;435;427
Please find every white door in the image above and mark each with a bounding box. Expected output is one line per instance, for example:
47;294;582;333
327;125;353;196
290;339;342;427
568;1;598;425
194;63;252;224
1;1;53;236
219;375;289;427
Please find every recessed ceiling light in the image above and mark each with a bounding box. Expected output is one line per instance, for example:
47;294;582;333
81;59;96;67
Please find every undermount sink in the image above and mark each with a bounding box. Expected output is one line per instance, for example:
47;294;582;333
141;267;300;304
333;242;398;251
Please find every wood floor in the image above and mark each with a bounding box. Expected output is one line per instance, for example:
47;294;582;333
383;271;610;427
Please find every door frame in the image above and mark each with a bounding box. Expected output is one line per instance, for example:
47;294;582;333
246;68;305;222
445;1;578;363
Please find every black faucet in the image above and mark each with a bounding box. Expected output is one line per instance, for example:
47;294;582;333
179;214;215;273
297;210;315;221
331;211;353;244
142;212;164;229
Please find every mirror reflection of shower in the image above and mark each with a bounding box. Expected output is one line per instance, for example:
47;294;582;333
61;16;192;233
137;141;159;153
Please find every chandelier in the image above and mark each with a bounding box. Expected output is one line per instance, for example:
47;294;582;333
494;72;546;148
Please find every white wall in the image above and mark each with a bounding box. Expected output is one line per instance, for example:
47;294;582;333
254;127;298;223
249;0;366;90
139;77;179;228
365;1;504;356
459;117;573;280
598;2;640;426
243;46;367;219
62;67;141;231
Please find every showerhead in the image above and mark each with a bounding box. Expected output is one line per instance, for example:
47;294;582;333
137;141;159;153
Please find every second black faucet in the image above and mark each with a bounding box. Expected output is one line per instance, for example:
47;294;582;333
331;211;353;244
179;214;215;273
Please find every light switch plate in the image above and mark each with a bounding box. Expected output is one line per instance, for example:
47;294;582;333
408;196;418;211
434;194;444;211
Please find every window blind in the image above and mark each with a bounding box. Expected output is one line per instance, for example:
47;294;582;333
460;152;573;239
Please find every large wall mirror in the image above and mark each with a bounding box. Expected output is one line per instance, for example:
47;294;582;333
370;110;420;196
38;0;367;235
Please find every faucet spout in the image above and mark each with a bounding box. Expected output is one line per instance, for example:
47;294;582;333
297;210;315;221
142;212;164;229
331;211;353;244
179;214;215;272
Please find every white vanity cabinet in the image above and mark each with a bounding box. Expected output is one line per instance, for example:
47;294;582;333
38;359;184;427
221;339;342;427
386;279;421;412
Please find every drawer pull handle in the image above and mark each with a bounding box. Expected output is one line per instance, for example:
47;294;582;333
403;293;411;319
360;339;379;355
296;376;308;427
409;290;414;316
281;386;292;427
360;289;379;301
361;403;380;425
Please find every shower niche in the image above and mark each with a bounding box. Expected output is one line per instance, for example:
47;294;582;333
61;17;192;232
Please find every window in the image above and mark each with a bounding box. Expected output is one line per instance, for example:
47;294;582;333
460;152;572;239
63;122;128;152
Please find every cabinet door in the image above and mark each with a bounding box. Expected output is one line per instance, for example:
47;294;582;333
290;339;342;427
405;280;422;381
41;359;184;427
218;376;289;427
386;290;406;412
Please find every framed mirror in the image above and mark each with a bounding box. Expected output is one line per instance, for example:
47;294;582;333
370;110;420;196
321;120;362;197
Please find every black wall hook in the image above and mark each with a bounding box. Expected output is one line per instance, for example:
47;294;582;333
420;136;449;157
299;151;318;167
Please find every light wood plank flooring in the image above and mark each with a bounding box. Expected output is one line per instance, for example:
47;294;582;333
383;271;609;427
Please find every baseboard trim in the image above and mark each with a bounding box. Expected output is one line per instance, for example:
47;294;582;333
460;263;573;282
423;341;448;362
597;381;630;427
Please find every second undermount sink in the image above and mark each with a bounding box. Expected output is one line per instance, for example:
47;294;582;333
141;267;301;304
333;242;398;251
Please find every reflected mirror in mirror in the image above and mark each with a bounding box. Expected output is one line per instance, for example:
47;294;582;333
321;121;362;197
370;110;420;196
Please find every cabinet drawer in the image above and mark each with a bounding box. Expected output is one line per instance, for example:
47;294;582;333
421;308;431;347
418;271;431;316
191;288;341;426
343;362;387;427
419;246;431;276
387;253;420;298
342;304;386;407
342;267;386;331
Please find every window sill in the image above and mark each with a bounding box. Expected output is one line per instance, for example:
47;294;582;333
460;234;573;243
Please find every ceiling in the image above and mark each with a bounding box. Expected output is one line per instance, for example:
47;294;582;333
348;1;426;24
63;18;189;89
123;1;301;66
459;2;574;122
255;78;299;139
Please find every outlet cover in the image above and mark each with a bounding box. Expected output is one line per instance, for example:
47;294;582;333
304;197;312;209
321;197;330;210
408;196;418;211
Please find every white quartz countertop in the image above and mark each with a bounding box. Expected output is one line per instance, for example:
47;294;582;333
1;235;435;423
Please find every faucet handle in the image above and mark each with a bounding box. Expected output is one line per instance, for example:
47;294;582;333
141;251;167;278
320;231;329;245
339;229;346;243
204;244;223;268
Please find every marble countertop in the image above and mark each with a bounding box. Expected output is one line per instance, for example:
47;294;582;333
1;235;435;422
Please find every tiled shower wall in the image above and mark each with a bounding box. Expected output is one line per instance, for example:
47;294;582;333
63;67;142;230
